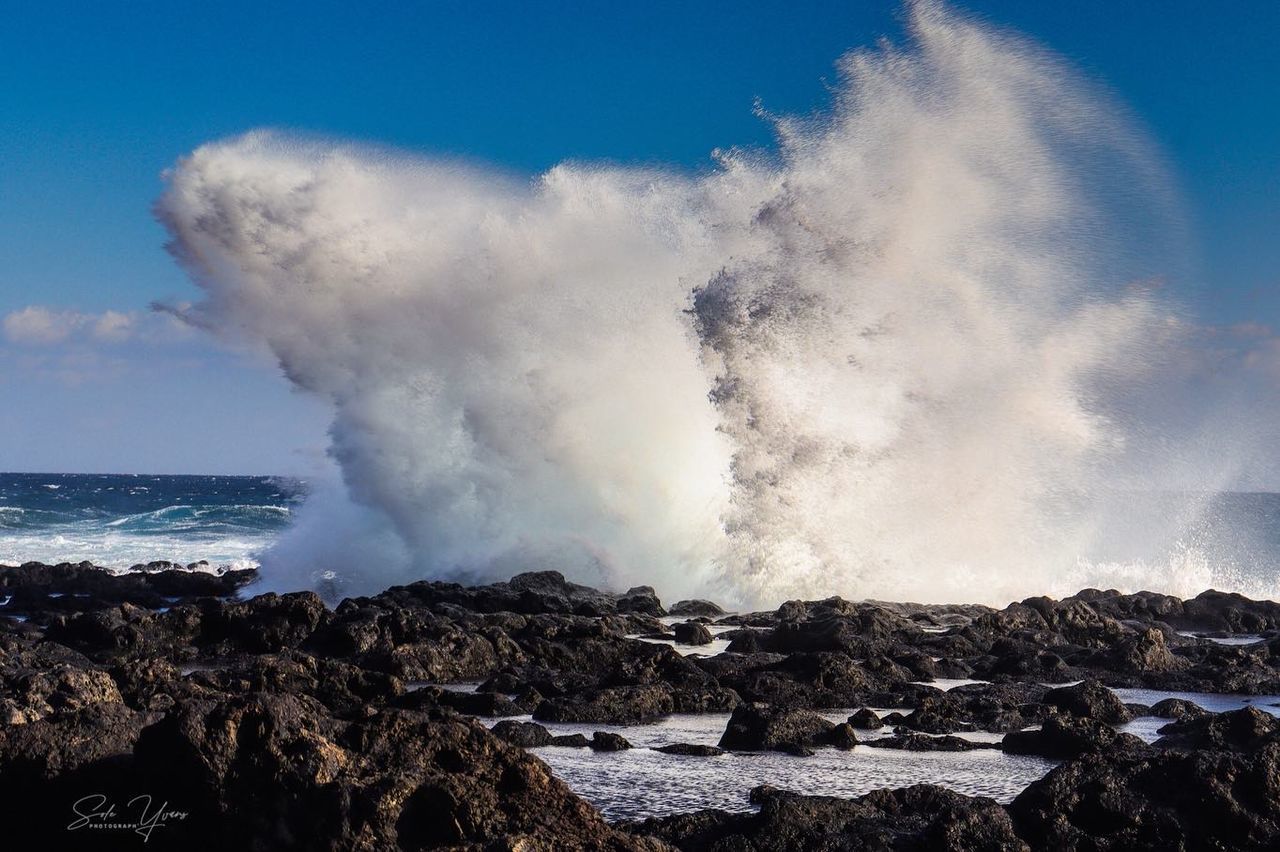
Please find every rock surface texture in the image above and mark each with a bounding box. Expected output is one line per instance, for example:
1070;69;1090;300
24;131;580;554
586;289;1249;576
2;561;1279;849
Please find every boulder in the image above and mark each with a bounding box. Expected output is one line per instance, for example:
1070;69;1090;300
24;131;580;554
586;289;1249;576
718;703;835;752
672;621;714;646
1043;680;1131;724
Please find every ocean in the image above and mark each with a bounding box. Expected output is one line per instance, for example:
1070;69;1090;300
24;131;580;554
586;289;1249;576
2;472;1280;604
0;472;305;571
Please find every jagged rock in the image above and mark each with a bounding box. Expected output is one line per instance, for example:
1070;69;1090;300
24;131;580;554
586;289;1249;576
1043;679;1131;723
826;722;859;749
1002;713;1142;759
534;685;675;724
131;693;650;849
491;719;553;748
849;707;884;729
624;784;1028;851
0;561;256;616
590;731;632;751
669;600;726;617
1155;705;1280;751
718;703;835;752
1089;627;1188;674
0;660;122;724
867;731;992;751
202;592;329;654
672;621;713;646
1149;697;1208;720
1009;730;1280;850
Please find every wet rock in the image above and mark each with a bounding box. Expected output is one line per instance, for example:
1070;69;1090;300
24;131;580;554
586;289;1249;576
615;586;666;617
133;693;649;849
1148;697;1208;720
655;743;725;756
625;784;1028;851
672;621;714;646
203;591;329;654
1043;679;1131;723
491;719;553;748
534;684;675;724
718;702;835;752
1009;737;1280;850
867;731;992;751
669;600;726;617
1002;713;1142;759
590;731;632;751
1155;706;1280;751
396;686;525;718
849;708;884;729
551;733;591;748
0;561;256;616
826;722;859;749
1089;627;1188;675
1181;589;1280;632
722;629;769;653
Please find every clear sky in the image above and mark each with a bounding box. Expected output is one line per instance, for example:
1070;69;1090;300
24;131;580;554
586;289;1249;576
0;0;1276;475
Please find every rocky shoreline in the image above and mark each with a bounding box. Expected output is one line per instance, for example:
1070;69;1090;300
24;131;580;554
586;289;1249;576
3;562;1280;849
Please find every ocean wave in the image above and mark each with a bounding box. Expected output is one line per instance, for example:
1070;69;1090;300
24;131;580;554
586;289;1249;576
104;504;292;529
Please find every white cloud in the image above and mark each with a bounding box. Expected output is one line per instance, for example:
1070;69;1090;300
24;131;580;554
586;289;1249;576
91;310;135;342
2;306;80;344
1;305;192;346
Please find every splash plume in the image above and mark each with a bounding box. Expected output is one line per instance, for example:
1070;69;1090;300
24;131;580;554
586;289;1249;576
159;2;1227;606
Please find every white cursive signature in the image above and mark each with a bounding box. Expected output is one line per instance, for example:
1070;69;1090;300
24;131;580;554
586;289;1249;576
69;794;189;843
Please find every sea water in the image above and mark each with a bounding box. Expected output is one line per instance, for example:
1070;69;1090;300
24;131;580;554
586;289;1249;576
0;472;304;570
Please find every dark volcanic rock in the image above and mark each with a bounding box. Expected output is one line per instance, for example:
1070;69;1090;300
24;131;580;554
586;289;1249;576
655;743;725;756
625;784;1028;851
1149;697;1209;720
826;722;859;749
591;731;633;751
491;719;553;748
11;566;1280;850
868;731;991;751
849;707;884;729
534;684;675;724
0;561;256;616
1009;730;1280;850
203;591;329;654
1155;705;1280;751
1002;713;1142;759
132;693;650;850
1087;626;1189;675
718;702;835;752
1043;679;1131;723
0;657;122;724
669;599;726;617
672;621;714;646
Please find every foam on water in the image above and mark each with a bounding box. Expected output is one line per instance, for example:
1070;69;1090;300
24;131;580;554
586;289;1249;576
0;473;303;570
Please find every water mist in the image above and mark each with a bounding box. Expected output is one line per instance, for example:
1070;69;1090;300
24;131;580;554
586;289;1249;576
159;1;1254;607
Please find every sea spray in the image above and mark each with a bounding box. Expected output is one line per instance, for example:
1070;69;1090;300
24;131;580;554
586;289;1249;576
157;1;1240;606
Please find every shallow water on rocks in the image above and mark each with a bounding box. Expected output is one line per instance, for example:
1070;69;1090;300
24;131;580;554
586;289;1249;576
1175;631;1266;646
1110;687;1280;716
489;712;1055;820
628;623;737;657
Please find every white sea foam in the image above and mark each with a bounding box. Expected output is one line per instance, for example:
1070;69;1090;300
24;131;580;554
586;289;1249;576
157;1;1270;606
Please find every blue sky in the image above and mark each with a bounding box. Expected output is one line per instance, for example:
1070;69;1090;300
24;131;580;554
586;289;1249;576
0;0;1276;474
